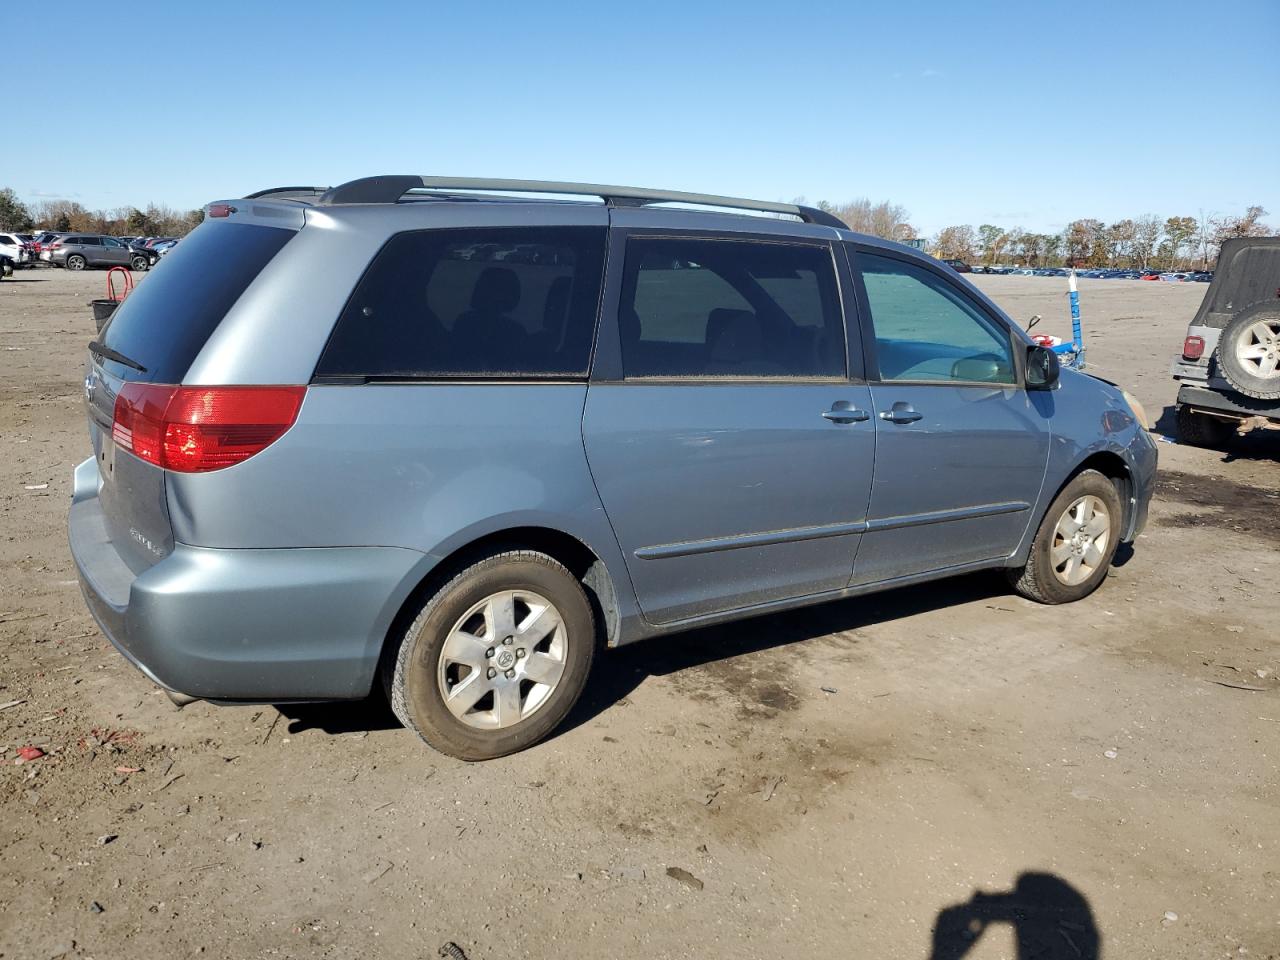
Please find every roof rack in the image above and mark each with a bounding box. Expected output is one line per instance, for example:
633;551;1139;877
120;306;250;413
305;175;845;228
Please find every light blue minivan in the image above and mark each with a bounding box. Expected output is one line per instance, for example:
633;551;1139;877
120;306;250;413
70;176;1156;758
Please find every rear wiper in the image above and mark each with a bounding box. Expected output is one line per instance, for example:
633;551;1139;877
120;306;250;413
88;340;147;373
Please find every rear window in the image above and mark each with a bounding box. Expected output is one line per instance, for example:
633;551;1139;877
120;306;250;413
316;226;607;379
99;222;294;383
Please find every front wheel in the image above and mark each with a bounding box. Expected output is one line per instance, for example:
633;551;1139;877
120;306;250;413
66;255;86;271
385;550;596;760
130;255;149;271
1008;469;1123;604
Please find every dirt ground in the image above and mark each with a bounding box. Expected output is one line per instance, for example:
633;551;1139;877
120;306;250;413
1;268;1276;960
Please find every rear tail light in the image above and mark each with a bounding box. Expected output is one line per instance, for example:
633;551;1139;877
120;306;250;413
49;241;62;250
1182;335;1205;360
112;384;305;472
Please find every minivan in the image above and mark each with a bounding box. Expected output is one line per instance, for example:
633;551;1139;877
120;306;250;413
70;175;1157;759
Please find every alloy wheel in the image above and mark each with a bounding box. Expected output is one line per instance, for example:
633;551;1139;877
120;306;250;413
1236;317;1280;380
1051;495;1111;586
436;589;568;730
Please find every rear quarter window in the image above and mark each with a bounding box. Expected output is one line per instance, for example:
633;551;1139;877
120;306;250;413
99;222;295;383
316;226;607;379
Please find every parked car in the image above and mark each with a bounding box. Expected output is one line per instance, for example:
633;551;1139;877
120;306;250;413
45;234;152;271
151;239;180;257
69;175;1157;759
1185;271;1213;283
942;258;973;273
32;231;66;257
1171;237;1280;444
0;232;31;266
1159;272;1189;282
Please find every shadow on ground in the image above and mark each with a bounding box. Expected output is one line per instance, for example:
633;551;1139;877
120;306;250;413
1154;404;1279;463
929;872;1100;959
275;571;1012;738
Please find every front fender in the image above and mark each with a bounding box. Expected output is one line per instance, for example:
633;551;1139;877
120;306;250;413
1011;370;1158;563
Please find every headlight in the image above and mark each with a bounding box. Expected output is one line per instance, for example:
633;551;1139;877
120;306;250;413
1120;390;1149;430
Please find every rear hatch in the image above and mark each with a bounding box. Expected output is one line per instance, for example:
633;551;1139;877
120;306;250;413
84;215;299;573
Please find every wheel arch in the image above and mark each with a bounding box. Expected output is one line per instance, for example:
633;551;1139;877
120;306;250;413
1012;447;1137;568
377;524;623;681
1052;450;1135;539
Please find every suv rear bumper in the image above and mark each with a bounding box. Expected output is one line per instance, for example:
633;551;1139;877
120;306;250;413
69;459;424;702
1177;384;1280;421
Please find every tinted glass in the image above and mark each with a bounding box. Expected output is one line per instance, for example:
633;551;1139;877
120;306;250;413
80;236;101;245
102;237;121;247
857;251;1014;384
317;227;606;379
618;238;845;378
100;222;294;383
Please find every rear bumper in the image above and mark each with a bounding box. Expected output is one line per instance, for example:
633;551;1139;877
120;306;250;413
68;459;425;702
1177;384;1280;421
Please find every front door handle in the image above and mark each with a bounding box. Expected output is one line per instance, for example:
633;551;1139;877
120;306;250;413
823;400;871;424
879;401;923;424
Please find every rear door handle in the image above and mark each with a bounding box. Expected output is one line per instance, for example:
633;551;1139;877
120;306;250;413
879;401;923;424
823;401;871;424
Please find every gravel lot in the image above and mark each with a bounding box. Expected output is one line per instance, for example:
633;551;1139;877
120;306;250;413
1;268;1276;960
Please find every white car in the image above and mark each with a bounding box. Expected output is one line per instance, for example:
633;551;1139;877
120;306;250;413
0;232;30;266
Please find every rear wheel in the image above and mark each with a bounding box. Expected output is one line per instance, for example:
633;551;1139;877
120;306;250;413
1176;405;1235;448
130;254;148;271
385;550;595;760
1008;469;1123;604
66;255;86;271
1216;302;1280;400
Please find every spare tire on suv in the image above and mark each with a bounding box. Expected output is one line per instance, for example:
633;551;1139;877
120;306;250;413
1216;301;1280;400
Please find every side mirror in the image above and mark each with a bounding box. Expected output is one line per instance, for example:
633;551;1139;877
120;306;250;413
1026;345;1060;390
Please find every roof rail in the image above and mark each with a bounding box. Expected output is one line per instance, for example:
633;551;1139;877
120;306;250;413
313;175;846;228
242;186;328;201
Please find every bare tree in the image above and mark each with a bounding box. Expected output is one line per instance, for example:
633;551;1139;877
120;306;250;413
1132;215;1162;270
1105;219;1137;267
817;198;915;240
1211;205;1271;244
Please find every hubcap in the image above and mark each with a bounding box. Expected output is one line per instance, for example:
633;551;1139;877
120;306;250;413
1051;495;1111;586
436;589;567;730
1236;317;1280;379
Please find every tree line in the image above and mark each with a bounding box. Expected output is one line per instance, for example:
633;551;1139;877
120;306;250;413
808;197;1272;270
3;184;1272;268
930;208;1272;270
0;187;203;238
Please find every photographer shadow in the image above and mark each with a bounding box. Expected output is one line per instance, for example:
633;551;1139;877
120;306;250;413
929;872;1099;960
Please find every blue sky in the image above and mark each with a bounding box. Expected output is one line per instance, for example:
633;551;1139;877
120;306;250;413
9;0;1278;235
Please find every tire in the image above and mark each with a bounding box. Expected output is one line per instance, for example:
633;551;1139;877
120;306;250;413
385;550;596;760
1175;405;1235;448
1215;302;1280;400
1008;469;1123;604
130;255;149;271
66;255;86;271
